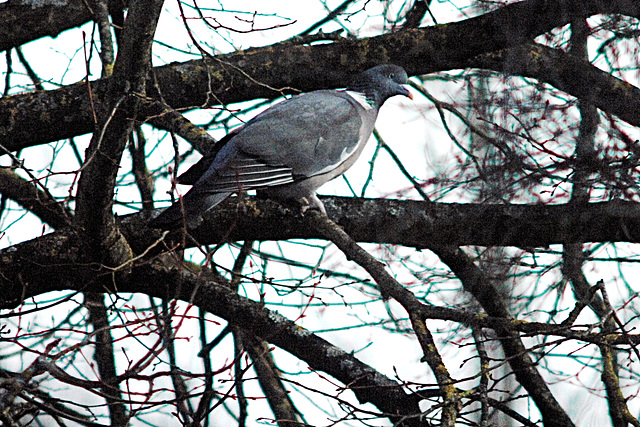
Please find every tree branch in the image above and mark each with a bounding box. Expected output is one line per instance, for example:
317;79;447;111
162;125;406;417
431;244;575;426
0;0;102;52
0;230;421;425
127;198;640;252
3;0;640;151
74;0;162;265
0;166;71;229
84;292;128;425
467;42;640;129
302;211;462;424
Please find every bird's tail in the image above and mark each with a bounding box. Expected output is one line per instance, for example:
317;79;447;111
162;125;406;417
148;191;231;229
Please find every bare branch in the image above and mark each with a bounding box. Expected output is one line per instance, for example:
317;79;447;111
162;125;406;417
4;0;640;151
0;166;71;229
74;0;163;265
127;198;640;251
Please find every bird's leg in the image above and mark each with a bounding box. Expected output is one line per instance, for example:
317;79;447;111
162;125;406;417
300;194;327;216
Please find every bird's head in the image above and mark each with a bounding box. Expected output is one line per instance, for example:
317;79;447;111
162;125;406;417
348;64;413;107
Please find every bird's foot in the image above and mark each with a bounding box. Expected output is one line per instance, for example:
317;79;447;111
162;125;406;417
300;194;327;216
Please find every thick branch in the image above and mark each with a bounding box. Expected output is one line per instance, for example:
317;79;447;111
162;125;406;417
124;198;640;253
2;194;639;260
0;0;94;52
2;229;640;346
133;265;421;426
74;0;162;264
0;167;71;229
3;0;640;151
0;232;423;426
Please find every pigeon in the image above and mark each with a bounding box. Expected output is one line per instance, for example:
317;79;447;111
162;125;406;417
149;64;412;228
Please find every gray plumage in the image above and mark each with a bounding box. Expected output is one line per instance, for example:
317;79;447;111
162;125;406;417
149;64;412;229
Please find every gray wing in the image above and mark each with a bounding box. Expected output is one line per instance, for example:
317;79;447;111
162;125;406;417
191;90;371;194
236;90;367;177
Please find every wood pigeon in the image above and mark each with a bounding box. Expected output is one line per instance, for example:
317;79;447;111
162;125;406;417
149;64;412;228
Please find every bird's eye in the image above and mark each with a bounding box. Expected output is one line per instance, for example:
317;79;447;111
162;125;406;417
388;73;395;79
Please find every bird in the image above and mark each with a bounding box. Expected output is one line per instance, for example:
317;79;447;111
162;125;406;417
149;64;412;229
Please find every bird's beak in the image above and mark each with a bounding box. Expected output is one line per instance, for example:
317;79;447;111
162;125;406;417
402;85;413;100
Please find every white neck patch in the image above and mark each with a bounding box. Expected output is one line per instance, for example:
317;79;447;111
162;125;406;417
345;90;374;110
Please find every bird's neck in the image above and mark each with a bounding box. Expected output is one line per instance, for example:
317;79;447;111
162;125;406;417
344;90;376;110
345;87;380;109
